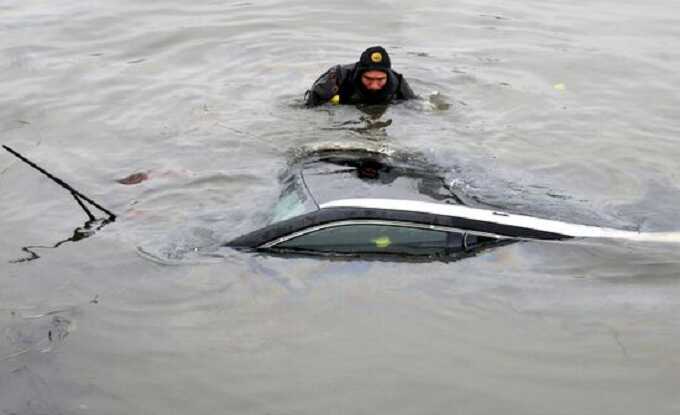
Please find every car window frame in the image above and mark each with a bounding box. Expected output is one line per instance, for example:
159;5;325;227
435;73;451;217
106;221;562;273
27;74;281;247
259;219;506;250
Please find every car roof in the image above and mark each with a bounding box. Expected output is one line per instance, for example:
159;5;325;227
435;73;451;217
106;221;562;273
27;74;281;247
229;149;585;249
296;149;468;207
228;149;660;253
319;198;633;239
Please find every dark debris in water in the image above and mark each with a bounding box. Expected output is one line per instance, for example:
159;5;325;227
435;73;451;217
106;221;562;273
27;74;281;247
117;172;149;185
546;192;571;200
407;51;430;57
480;14;510;20
47;316;71;343
323;112;393;134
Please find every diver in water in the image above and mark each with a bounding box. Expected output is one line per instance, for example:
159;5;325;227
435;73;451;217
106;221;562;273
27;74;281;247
304;46;417;107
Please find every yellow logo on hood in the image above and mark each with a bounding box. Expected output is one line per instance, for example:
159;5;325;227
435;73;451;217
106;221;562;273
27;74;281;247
370;52;383;63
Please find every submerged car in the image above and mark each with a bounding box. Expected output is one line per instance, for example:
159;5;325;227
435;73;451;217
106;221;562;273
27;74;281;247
225;148;665;261
227;149;560;261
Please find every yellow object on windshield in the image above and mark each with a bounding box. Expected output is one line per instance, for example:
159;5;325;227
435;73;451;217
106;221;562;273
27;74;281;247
372;236;392;249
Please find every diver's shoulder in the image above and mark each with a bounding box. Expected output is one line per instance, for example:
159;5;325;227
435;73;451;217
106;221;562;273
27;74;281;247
321;63;356;72
337;62;357;76
320;63;356;84
340;62;357;70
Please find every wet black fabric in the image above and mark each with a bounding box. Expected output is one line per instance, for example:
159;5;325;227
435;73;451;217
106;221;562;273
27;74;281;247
304;62;417;107
356;46;392;73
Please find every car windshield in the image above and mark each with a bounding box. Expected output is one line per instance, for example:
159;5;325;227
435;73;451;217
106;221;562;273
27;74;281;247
267;173;316;225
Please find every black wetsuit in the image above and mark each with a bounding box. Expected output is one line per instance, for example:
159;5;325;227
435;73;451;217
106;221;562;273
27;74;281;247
304;63;417;107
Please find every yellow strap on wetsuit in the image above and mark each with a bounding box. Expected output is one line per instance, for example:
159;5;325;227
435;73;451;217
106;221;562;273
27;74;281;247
330;95;340;105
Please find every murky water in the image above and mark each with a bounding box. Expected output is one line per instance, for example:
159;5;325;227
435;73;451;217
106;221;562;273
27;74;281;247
2;0;680;413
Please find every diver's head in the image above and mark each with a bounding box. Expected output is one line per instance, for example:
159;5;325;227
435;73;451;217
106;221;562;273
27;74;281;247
355;46;393;102
357;46;391;90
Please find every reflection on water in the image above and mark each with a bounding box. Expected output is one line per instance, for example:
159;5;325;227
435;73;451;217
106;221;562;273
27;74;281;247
11;217;110;263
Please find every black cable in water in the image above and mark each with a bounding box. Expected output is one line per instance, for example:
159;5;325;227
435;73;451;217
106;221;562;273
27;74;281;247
2;144;116;221
71;191;97;222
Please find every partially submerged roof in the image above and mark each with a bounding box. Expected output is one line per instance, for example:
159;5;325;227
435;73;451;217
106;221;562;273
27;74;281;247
293;148;465;206
320;199;648;240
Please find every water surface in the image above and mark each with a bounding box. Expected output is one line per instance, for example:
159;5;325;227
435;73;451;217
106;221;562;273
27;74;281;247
2;1;680;413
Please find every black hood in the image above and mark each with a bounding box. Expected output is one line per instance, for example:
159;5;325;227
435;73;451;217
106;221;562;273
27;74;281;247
356;46;392;73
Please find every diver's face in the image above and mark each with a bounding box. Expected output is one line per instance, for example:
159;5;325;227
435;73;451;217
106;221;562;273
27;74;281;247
361;70;388;91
